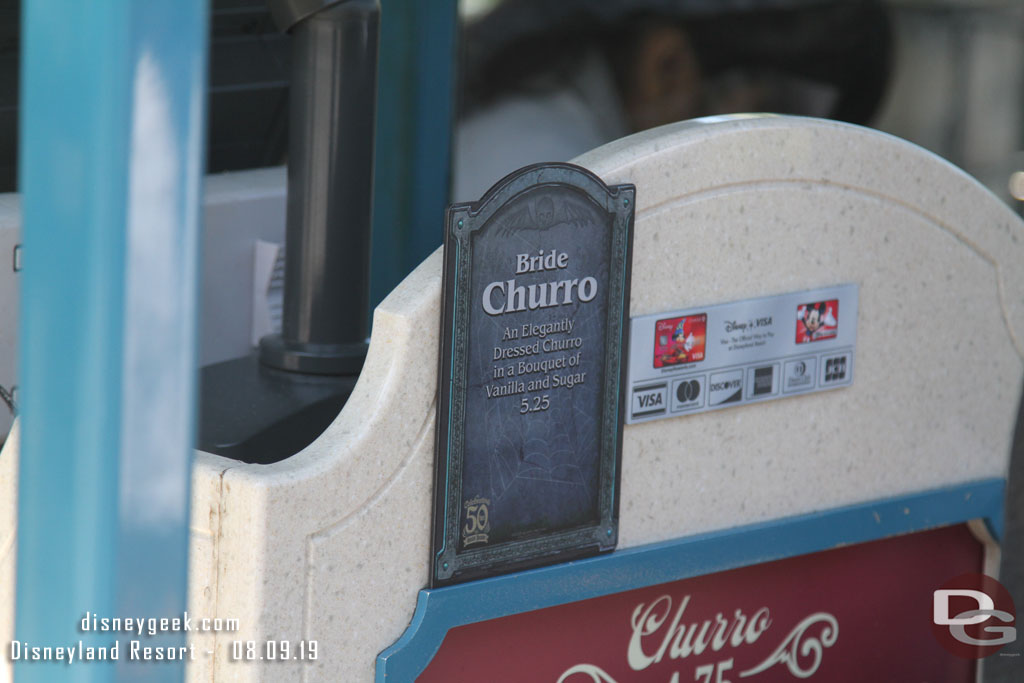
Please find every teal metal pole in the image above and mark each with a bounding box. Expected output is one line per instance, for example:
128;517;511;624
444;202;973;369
15;1;207;681
370;0;458;311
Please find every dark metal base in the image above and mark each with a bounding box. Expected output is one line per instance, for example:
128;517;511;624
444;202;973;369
197;351;358;464
258;333;368;375
990;380;1024;683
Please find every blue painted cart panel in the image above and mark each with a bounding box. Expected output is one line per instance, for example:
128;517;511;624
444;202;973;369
16;1;207;681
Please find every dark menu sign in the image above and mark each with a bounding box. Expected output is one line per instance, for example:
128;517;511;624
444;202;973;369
432;163;635;586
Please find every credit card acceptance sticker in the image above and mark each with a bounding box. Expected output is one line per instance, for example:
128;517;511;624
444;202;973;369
626;285;857;424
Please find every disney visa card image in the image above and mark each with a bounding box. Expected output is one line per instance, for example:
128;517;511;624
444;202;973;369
796;299;839;344
653;314;706;367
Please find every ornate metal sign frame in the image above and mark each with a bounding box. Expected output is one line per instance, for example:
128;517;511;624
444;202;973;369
431;162;635;586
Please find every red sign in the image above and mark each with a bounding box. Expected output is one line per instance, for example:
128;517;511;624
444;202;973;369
419;525;984;682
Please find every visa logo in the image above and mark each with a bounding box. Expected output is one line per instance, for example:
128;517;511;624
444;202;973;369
632;385;667;416
638;393;662;408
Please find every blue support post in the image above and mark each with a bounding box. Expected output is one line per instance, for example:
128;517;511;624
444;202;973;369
16;1;207;681
370;0;458;312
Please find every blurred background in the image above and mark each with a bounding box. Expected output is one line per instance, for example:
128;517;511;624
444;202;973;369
0;0;1022;210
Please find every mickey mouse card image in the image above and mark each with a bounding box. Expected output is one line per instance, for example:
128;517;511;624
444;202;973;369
796;299;838;344
653;314;706;367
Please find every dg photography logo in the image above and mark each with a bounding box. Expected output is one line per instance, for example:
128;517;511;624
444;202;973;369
932;573;1017;658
